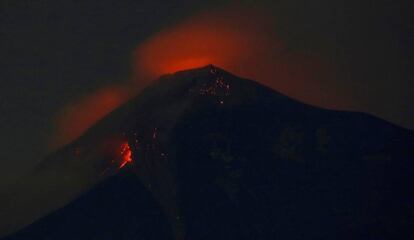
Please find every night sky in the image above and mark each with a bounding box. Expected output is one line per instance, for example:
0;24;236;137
1;0;412;186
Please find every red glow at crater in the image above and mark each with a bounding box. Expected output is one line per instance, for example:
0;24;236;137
134;6;347;109
52;6;349;152
133;8;278;84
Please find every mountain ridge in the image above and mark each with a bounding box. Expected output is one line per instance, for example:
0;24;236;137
2;65;413;239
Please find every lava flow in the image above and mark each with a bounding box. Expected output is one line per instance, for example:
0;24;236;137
118;141;132;169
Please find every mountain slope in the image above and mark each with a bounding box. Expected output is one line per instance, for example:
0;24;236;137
5;170;173;240
3;65;414;239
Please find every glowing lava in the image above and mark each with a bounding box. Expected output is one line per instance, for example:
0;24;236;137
118;141;132;169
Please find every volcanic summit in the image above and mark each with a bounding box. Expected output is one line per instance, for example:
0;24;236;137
2;65;413;240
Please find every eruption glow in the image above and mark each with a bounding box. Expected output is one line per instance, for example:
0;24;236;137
133;8;280;84
118;141;132;169
52;85;133;148
53;6;344;150
133;6;347;109
100;139;133;176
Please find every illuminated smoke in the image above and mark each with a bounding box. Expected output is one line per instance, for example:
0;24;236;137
53;5;346;150
52;85;134;148
133;7;278;84
134;6;347;108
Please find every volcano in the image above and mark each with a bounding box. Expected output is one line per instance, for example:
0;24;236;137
2;65;413;240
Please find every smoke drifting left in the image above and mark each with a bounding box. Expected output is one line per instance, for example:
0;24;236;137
51;85;134;148
52;6;341;149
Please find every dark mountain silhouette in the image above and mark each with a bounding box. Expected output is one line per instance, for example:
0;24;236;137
3;65;414;240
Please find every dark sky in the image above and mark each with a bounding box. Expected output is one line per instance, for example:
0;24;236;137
1;0;412;185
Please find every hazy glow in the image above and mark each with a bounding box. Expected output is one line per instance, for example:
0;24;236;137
52;85;132;148
134;7;344;108
133;8;280;83
53;6;342;149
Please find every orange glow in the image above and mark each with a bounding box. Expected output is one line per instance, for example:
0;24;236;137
118;141;132;169
52;85;133;148
52;6;349;151
163;57;212;74
133;8;280;84
134;7;348;109
99;139;133;175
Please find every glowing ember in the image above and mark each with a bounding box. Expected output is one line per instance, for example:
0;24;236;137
189;70;231;107
118;142;132;169
198;77;230;96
